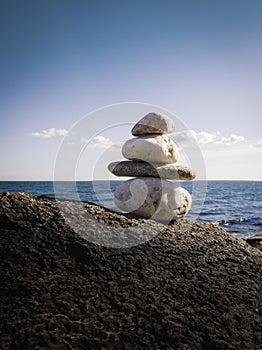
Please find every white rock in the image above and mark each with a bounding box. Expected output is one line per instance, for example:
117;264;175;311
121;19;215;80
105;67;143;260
114;177;192;221
132;112;175;136
122;134;179;164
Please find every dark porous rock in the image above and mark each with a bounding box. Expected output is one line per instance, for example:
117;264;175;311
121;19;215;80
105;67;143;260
108;160;196;180
0;192;261;350
246;234;262;252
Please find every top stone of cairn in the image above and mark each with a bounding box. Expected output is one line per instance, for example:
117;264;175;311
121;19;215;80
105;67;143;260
131;112;175;136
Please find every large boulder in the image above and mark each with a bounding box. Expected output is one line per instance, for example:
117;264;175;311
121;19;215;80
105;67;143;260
0;192;261;350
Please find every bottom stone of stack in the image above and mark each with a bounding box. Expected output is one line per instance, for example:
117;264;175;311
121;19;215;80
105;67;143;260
114;177;191;221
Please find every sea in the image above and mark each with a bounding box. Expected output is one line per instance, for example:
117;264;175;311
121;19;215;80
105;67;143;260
0;181;261;240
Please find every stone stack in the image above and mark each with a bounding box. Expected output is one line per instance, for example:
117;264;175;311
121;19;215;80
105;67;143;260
108;112;195;221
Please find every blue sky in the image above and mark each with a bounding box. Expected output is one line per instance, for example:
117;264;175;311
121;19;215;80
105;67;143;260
1;0;262;180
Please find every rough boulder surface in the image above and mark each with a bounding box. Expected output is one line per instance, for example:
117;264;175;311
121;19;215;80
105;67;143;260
0;192;261;350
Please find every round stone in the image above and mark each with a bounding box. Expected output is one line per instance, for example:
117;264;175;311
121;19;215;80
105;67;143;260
122;134;179;164
108;161;195;180
132;112;175;136
114;177;192;221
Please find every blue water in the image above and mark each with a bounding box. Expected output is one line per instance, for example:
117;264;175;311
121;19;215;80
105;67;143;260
0;181;261;240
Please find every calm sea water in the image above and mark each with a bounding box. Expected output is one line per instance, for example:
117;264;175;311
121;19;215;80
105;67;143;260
0;181;261;240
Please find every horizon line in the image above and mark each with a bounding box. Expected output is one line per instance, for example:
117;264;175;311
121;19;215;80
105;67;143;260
0;179;261;182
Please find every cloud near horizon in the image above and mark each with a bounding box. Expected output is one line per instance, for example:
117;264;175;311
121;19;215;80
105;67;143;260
81;135;122;149
31;128;68;139
251;141;262;148
215;134;245;146
173;130;245;147
192;131;218;144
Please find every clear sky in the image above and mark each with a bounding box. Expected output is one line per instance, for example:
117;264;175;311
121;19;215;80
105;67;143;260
1;0;262;180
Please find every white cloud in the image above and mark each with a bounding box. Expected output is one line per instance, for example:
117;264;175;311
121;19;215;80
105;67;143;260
194;131;218;144
173;130;218;147
215;134;245;146
31;128;68;139
251;141;262;148
173;130;245;147
81;135;121;149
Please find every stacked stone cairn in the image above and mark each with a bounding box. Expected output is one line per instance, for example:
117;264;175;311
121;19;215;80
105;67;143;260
108;112;195;221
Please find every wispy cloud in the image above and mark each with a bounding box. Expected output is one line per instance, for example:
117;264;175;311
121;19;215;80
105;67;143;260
173;130;245;147
81;135;122;149
215;134;245;146
31;128;68;139
173;130;218;147
194;131;218;144
251;141;262;148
